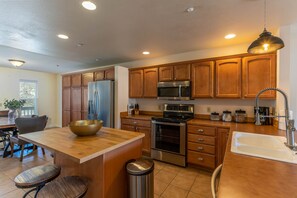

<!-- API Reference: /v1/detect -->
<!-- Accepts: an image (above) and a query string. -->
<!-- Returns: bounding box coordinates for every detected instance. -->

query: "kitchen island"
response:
[19,127,144,198]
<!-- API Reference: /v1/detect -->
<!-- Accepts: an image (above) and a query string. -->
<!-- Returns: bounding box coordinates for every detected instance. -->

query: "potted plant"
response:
[4,99,26,121]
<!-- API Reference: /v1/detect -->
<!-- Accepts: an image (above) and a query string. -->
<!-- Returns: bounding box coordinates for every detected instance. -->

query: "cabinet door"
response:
[121,124,135,131]
[94,70,105,81]
[82,73,93,86]
[191,61,214,98]
[136,126,151,154]
[159,66,173,81]
[81,111,88,120]
[62,110,70,127]
[62,76,71,88]
[62,88,71,111]
[143,68,158,98]
[105,68,115,80]
[129,69,143,98]
[242,54,276,98]
[82,86,88,112]
[71,74,82,87]
[71,111,82,122]
[216,128,229,166]
[215,58,242,98]
[174,64,190,81]
[71,87,82,111]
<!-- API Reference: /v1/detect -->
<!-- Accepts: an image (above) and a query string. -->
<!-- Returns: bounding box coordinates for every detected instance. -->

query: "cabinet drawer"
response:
[121,124,135,131]
[188,142,215,155]
[121,118,151,127]
[188,134,215,145]
[187,150,215,169]
[188,125,216,136]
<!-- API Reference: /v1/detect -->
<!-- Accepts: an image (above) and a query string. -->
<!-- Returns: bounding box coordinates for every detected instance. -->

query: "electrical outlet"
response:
[207,107,211,113]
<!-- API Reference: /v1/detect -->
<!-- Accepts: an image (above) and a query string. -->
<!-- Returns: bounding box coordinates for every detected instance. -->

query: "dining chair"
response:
[10,115,48,161]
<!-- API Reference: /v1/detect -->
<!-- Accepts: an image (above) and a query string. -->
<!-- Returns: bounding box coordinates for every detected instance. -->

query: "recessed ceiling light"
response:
[57,34,69,39]
[225,34,236,39]
[142,51,150,55]
[82,1,96,10]
[185,7,195,13]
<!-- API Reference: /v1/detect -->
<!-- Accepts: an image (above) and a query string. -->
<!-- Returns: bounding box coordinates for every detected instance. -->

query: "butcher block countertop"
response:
[19,127,144,164]
[188,119,297,198]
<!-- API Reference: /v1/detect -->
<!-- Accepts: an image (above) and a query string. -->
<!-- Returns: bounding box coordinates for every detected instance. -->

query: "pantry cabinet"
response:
[242,54,276,98]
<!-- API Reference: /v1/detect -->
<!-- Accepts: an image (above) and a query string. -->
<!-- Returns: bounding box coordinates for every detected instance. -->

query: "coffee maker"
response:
[254,106,272,125]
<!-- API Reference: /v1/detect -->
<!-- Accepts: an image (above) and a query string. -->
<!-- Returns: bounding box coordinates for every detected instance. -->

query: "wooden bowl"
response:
[69,120,103,136]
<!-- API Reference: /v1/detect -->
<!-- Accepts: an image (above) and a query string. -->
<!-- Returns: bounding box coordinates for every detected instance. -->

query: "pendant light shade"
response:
[247,0,285,54]
[247,28,284,54]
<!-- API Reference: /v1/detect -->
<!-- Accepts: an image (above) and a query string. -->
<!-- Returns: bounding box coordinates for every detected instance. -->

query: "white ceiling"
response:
[0,0,297,73]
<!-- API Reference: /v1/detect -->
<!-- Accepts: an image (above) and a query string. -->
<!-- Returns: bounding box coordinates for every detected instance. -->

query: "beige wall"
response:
[0,67,58,128]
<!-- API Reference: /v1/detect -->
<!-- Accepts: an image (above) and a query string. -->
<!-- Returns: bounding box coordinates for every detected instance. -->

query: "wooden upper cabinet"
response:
[173,64,191,81]
[143,68,158,98]
[159,66,173,81]
[62,87,71,111]
[191,61,214,98]
[215,58,242,98]
[94,71,105,81]
[105,68,115,80]
[129,69,143,98]
[82,73,93,86]
[242,54,276,98]
[71,74,82,87]
[62,76,71,88]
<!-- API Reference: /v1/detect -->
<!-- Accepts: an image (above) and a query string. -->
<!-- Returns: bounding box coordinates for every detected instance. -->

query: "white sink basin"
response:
[231,131,297,164]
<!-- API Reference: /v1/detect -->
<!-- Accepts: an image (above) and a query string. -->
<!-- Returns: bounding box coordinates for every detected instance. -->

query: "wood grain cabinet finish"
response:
[215,58,242,98]
[71,87,82,111]
[143,68,158,98]
[104,68,115,80]
[191,61,214,98]
[71,74,82,87]
[62,111,70,127]
[242,54,276,98]
[129,69,143,98]
[62,88,71,111]
[94,70,105,81]
[82,73,94,86]
[216,128,230,166]
[159,66,173,81]
[173,64,191,81]
[62,76,71,87]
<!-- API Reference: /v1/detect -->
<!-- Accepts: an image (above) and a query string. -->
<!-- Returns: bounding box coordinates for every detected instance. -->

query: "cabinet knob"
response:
[197,157,204,161]
[133,121,137,124]
[197,147,203,150]
[197,129,204,133]
[198,138,204,142]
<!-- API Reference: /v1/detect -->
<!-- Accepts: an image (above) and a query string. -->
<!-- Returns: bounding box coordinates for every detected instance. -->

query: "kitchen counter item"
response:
[222,111,232,122]
[127,104,134,115]
[210,112,220,121]
[235,109,247,123]
[69,120,103,136]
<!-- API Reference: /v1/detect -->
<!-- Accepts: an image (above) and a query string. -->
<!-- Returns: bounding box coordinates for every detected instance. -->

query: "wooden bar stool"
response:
[37,176,88,198]
[14,164,61,198]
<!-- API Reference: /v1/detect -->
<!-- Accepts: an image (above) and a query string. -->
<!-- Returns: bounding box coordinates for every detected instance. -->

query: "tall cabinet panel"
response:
[62,76,71,127]
[242,54,276,98]
[191,61,214,98]
[215,58,242,98]
[143,68,158,98]
[129,69,143,98]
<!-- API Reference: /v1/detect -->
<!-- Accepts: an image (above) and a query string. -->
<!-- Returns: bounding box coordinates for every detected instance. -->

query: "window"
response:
[19,80,38,116]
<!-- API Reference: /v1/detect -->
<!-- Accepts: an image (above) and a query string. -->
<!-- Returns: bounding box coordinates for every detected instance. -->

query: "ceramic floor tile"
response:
[178,167,199,178]
[171,175,195,191]
[154,179,169,195]
[161,184,189,198]
[191,177,212,196]
[187,191,200,198]
[154,193,160,198]
[162,164,183,174]
[155,170,177,184]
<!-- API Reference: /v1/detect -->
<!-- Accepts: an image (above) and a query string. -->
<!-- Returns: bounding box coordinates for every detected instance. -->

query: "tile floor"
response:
[0,148,212,198]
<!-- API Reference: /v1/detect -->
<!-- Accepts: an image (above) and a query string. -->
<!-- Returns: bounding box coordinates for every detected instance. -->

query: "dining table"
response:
[0,117,16,157]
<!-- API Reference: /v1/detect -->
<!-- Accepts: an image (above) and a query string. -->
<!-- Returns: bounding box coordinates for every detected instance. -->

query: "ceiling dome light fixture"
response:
[225,33,236,39]
[247,0,284,54]
[8,59,25,67]
[142,51,150,55]
[185,7,195,13]
[82,1,96,10]
[57,34,69,39]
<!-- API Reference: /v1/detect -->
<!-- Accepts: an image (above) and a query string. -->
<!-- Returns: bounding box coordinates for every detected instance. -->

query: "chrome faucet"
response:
[255,88,297,150]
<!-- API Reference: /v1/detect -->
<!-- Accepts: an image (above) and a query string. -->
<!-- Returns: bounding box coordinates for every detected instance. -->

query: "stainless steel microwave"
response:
[157,81,191,100]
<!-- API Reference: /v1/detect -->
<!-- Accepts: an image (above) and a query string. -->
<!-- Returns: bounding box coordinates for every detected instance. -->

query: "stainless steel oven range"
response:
[151,104,194,167]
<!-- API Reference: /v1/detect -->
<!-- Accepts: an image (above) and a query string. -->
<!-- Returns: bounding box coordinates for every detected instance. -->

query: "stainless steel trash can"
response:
[126,157,154,198]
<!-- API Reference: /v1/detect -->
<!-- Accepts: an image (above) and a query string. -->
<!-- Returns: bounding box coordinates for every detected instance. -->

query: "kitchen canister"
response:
[222,110,232,122]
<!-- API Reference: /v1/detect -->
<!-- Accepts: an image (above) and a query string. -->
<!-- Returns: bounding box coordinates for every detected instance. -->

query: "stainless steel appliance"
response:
[88,80,114,128]
[151,104,194,167]
[157,81,191,100]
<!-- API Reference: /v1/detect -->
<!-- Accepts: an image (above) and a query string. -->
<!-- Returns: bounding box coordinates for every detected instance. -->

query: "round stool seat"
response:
[14,164,61,188]
[37,176,88,198]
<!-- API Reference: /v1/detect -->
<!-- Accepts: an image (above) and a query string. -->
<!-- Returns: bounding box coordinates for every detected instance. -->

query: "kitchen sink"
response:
[231,131,297,164]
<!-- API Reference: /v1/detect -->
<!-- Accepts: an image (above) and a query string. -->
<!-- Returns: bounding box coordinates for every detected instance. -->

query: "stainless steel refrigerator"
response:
[88,80,114,128]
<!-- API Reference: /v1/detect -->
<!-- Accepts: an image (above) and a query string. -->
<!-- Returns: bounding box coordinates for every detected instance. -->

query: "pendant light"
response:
[247,0,284,54]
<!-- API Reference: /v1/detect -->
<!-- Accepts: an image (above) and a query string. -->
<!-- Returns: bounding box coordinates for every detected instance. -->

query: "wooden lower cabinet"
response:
[187,124,230,169]
[121,118,151,155]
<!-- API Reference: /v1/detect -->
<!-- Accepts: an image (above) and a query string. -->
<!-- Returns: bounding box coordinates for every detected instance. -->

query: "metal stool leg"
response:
[22,183,45,198]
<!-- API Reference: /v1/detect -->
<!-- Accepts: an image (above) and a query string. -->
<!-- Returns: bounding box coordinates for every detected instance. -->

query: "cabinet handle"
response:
[197,129,204,133]
[197,157,204,161]
[197,147,203,150]
[133,121,137,124]
[198,138,204,142]
[135,127,138,131]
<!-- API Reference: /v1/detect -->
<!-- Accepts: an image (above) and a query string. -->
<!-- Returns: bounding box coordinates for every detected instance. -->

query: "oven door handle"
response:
[151,120,186,126]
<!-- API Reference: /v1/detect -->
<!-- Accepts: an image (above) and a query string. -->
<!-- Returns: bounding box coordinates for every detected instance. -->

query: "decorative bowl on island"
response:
[69,120,103,136]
